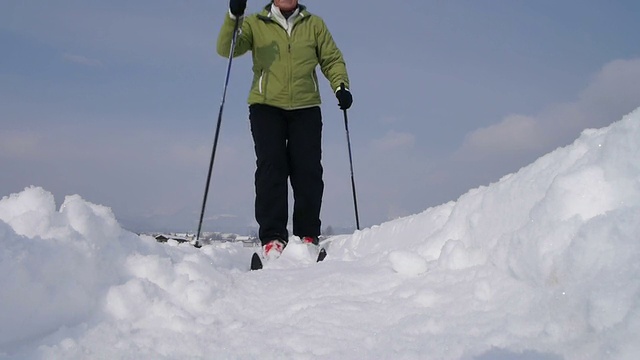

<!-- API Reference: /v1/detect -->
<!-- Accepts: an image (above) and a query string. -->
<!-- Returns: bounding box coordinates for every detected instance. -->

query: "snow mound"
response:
[0,188,248,358]
[1,107,640,359]
[328,107,640,358]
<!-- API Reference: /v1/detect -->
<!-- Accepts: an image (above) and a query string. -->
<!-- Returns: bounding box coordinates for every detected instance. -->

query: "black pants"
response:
[249,104,324,245]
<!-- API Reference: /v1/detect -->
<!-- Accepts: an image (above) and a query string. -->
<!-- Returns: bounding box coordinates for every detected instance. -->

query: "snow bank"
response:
[1,107,639,360]
[0,188,248,358]
[0,188,137,350]
[329,107,640,359]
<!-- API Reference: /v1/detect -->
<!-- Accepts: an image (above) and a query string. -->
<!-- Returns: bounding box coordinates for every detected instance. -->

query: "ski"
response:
[317,247,327,262]
[250,253,263,270]
[250,247,327,271]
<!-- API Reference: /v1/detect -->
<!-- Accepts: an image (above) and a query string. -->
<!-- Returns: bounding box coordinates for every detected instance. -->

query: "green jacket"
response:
[217,4,349,110]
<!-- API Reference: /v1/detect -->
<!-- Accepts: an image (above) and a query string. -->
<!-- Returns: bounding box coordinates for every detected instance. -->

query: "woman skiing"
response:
[217,0,353,261]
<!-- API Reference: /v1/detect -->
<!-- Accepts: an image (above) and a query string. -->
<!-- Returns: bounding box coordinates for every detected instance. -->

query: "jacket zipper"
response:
[288,40,293,105]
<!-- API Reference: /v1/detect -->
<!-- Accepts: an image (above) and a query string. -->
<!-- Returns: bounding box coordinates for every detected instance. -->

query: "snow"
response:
[1,108,640,360]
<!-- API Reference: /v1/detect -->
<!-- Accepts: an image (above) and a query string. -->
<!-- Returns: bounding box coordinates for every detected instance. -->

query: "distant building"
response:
[150,232,258,247]
[154,234,190,244]
[237,236,260,247]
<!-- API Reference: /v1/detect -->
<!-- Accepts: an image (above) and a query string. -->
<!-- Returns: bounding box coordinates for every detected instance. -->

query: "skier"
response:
[217,0,353,260]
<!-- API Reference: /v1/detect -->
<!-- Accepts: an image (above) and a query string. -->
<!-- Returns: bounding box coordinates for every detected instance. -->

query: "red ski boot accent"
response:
[262,239,285,260]
[301,236,319,245]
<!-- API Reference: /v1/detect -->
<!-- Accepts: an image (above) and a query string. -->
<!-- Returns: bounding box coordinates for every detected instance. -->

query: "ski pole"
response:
[340,83,361,230]
[195,18,240,247]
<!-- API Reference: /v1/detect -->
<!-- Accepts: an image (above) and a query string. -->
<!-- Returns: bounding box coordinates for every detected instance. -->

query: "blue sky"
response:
[2,0,640,233]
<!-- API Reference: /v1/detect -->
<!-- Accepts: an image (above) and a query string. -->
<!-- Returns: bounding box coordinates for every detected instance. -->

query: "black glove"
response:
[336,86,353,110]
[229,0,247,17]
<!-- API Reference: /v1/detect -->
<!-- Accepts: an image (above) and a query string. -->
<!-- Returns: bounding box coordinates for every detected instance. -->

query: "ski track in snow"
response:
[1,108,640,359]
